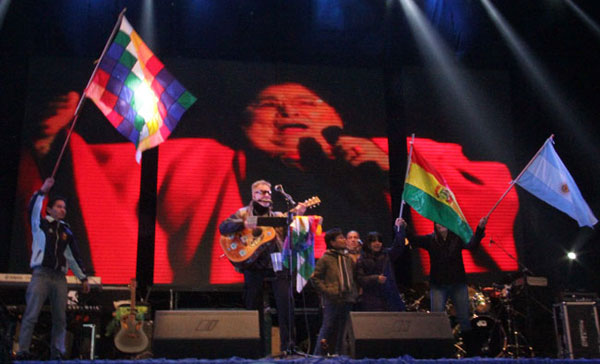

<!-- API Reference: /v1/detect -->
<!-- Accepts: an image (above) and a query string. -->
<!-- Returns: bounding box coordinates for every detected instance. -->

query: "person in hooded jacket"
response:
[311,228,358,356]
[356,221,407,312]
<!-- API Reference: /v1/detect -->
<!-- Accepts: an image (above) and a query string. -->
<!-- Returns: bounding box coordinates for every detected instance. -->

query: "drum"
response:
[482,286,501,299]
[470,290,491,314]
[467,315,506,357]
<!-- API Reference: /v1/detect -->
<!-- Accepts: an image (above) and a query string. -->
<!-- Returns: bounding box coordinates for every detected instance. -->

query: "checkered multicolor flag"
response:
[283,215,322,293]
[85,15,196,162]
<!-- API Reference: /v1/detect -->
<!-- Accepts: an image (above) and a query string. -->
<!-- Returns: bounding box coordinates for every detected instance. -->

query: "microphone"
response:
[273,184,296,205]
[322,126,349,162]
[358,239,364,246]
[322,126,343,146]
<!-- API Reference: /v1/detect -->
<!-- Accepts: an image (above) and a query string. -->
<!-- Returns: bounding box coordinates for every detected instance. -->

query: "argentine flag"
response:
[516,138,597,228]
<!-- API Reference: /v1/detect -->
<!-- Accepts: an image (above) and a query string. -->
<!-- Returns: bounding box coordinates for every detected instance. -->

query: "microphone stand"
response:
[285,195,296,356]
[488,239,537,358]
[277,188,301,357]
[275,187,316,358]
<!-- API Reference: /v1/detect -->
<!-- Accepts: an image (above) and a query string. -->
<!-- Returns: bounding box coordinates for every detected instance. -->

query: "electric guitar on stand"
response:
[114,279,149,354]
[220,196,320,268]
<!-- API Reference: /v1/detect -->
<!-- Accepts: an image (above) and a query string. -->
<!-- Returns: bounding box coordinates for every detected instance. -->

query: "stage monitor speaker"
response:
[152,310,261,359]
[349,312,455,358]
[553,302,600,358]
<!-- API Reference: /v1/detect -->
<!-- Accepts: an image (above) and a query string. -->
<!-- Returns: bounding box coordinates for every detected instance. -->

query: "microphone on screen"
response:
[322,126,343,146]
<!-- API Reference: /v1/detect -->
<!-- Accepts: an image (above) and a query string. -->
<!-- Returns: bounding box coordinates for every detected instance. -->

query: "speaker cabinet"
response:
[152,310,261,359]
[349,312,455,358]
[554,302,600,358]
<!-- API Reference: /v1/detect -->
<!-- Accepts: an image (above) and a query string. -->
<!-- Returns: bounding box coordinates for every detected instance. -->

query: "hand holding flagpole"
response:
[397,133,415,232]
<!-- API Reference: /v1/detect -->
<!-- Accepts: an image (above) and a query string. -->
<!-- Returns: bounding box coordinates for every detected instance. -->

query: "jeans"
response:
[314,297,352,356]
[18,267,68,358]
[430,282,471,332]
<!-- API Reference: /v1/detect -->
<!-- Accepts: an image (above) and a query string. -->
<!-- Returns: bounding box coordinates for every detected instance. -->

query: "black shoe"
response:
[50,352,65,360]
[15,351,36,360]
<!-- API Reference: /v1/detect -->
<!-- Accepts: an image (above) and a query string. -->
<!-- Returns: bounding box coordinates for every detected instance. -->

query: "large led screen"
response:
[11,59,391,288]
[11,59,521,288]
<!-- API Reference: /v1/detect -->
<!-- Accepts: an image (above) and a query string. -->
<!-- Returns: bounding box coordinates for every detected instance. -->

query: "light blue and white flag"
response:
[516,137,597,228]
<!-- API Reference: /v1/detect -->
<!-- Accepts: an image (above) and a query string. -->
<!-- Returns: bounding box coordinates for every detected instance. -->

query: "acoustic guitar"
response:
[220,196,320,268]
[114,278,149,354]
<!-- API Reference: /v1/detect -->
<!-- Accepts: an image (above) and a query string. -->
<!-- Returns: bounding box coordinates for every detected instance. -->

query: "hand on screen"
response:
[333,135,389,170]
[34,91,79,157]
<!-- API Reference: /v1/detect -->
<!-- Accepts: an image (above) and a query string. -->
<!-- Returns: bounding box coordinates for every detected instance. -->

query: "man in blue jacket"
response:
[16,177,90,360]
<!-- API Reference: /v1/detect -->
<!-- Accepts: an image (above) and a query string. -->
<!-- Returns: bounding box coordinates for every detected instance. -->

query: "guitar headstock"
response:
[303,196,321,209]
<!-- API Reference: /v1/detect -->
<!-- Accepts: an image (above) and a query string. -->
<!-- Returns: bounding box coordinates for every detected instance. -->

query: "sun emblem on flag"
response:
[435,185,453,203]
[561,183,569,194]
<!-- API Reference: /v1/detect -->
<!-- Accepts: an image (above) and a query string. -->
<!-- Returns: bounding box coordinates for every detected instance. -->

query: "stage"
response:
[10,356,600,364]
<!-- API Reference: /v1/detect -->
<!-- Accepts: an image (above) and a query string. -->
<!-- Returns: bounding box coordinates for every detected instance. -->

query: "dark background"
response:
[1,0,599,350]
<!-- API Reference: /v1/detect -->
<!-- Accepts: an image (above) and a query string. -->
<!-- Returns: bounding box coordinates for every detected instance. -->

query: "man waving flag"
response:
[402,143,473,243]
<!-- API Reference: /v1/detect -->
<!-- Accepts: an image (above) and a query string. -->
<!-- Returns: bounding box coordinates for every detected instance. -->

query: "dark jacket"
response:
[356,228,406,311]
[311,248,358,304]
[28,191,87,279]
[408,225,485,285]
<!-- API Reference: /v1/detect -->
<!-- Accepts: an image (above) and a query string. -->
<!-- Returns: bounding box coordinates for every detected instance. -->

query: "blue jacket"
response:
[28,191,87,280]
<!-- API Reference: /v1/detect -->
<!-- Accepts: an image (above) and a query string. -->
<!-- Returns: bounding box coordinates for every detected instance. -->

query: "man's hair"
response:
[251,180,271,193]
[324,228,344,249]
[346,230,359,238]
[47,195,67,209]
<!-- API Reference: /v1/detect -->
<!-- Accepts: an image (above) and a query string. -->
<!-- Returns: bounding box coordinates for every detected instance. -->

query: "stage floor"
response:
[10,356,600,364]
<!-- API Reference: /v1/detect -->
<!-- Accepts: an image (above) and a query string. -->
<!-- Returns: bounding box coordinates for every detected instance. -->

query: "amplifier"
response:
[553,302,600,358]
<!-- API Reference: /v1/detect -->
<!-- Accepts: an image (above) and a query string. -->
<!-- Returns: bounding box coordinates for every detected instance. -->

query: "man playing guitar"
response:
[219,180,307,355]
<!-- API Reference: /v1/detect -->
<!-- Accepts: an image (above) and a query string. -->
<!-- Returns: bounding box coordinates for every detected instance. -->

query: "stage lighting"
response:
[567,251,577,260]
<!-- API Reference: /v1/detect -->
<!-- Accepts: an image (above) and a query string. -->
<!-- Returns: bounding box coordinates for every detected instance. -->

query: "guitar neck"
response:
[129,279,137,314]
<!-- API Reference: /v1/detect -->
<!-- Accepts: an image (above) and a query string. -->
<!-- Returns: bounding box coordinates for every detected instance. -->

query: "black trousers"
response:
[243,269,294,352]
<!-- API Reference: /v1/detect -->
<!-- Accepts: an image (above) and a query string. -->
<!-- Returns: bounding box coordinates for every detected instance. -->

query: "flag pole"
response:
[484,134,554,219]
[397,133,415,231]
[50,8,128,179]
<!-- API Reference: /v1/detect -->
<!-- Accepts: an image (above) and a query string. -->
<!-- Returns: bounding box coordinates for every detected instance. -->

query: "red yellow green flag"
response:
[402,145,473,243]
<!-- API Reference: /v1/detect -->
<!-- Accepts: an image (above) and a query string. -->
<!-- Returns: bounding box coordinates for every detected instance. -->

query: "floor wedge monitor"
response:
[349,311,455,358]
[152,310,261,359]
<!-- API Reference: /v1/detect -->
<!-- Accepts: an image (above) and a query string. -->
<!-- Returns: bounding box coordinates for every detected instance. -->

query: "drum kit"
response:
[405,282,534,358]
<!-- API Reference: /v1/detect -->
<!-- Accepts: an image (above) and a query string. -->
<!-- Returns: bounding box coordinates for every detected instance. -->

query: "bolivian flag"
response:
[402,145,473,243]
